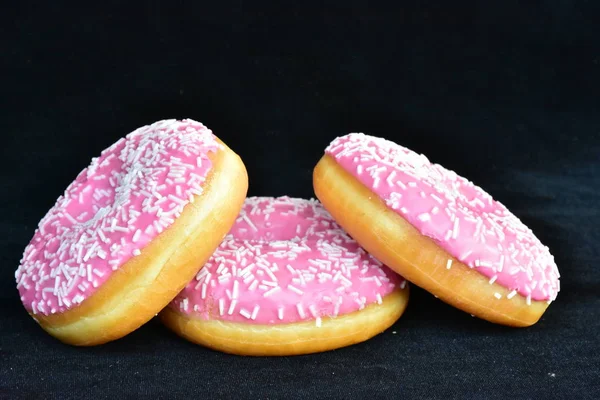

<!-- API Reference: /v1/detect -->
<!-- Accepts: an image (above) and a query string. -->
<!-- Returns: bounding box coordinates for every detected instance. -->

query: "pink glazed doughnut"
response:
[160,196,409,356]
[314,133,560,327]
[15,119,248,345]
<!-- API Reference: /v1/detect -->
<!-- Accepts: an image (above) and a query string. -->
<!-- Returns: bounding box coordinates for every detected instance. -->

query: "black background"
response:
[2,1,599,399]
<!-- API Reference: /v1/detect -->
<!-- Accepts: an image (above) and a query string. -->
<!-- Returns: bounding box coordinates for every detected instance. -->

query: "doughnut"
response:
[15,119,248,345]
[313,133,560,327]
[160,196,409,356]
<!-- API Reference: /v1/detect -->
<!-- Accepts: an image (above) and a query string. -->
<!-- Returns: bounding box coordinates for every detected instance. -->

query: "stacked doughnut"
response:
[15,121,559,354]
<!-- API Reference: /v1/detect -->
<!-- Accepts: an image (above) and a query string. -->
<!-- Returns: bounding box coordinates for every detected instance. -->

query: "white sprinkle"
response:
[507,290,517,299]
[376,293,383,304]
[263,286,281,297]
[263,266,278,282]
[132,229,142,243]
[431,206,440,214]
[357,165,363,175]
[278,306,284,320]
[112,225,130,233]
[181,298,189,312]
[408,182,417,187]
[132,249,141,256]
[489,275,498,284]
[444,230,452,241]
[452,218,460,239]
[431,194,443,204]
[340,275,353,287]
[82,242,98,262]
[526,294,532,305]
[167,194,187,206]
[446,259,453,269]
[386,170,397,186]
[315,317,322,327]
[418,213,431,222]
[287,284,304,295]
[98,230,109,243]
[498,255,505,272]
[494,292,502,299]
[333,298,342,317]
[242,214,258,231]
[63,212,78,224]
[227,299,237,315]
[216,263,226,274]
[251,305,260,320]
[239,308,252,319]
[201,283,207,299]
[219,298,225,316]
[248,280,259,291]
[242,274,255,285]
[232,280,239,299]
[204,272,212,286]
[457,247,473,260]
[296,303,306,318]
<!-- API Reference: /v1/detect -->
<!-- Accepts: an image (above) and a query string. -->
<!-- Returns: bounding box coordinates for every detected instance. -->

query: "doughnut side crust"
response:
[314,154,548,327]
[160,286,408,356]
[31,141,248,345]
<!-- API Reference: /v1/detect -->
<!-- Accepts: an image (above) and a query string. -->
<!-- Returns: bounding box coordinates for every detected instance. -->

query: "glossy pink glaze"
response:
[15,119,221,315]
[325,133,560,303]
[170,197,403,325]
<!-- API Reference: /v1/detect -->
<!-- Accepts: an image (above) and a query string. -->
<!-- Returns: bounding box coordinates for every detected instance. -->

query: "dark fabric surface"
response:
[1,2,599,399]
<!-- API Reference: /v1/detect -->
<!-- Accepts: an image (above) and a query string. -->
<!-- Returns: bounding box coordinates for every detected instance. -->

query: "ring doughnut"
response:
[15,119,248,345]
[313,133,560,327]
[160,196,409,356]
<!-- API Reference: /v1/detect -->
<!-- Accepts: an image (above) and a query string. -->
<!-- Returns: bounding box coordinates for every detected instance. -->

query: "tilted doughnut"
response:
[15,119,248,345]
[314,133,559,327]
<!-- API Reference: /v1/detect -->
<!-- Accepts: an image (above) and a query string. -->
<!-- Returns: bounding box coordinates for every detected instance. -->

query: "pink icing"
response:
[170,196,403,326]
[325,133,560,303]
[15,119,222,316]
